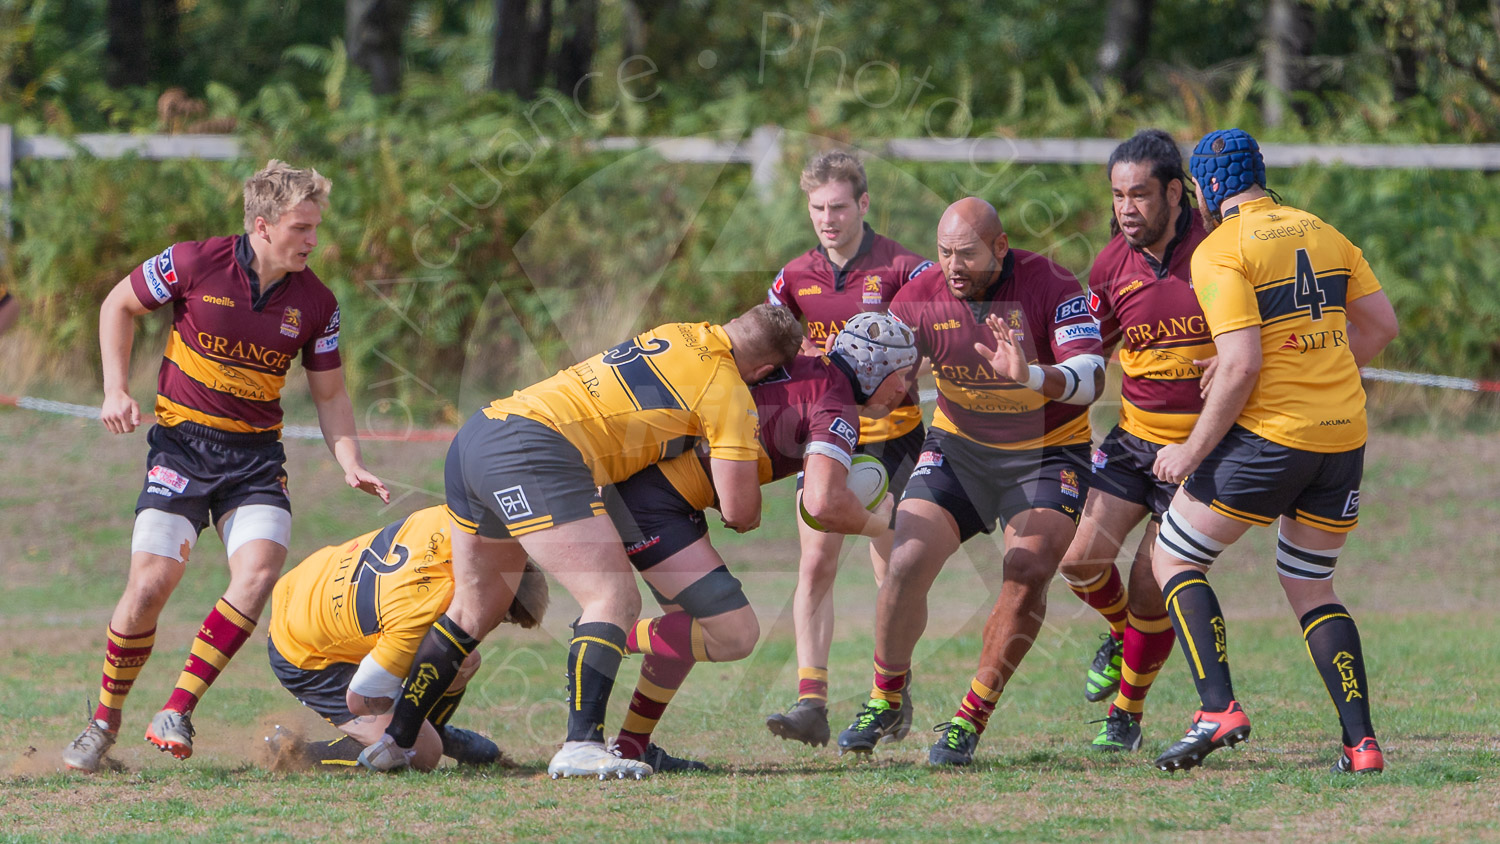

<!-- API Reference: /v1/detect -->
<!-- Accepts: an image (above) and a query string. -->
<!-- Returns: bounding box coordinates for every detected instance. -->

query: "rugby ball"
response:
[800,454,890,531]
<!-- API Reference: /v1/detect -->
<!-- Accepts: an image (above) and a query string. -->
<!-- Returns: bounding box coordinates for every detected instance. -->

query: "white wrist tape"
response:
[1022,365,1047,391]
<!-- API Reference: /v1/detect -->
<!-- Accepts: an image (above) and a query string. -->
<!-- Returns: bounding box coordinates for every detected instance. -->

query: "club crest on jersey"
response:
[829,417,859,448]
[1055,296,1090,323]
[280,307,302,338]
[862,275,883,304]
[1008,310,1024,330]
[494,485,534,521]
[1059,468,1080,498]
[148,465,190,493]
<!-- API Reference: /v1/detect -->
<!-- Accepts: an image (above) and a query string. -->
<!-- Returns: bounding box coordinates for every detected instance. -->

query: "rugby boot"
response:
[357,734,414,772]
[548,741,653,780]
[1333,737,1384,774]
[1084,634,1124,703]
[881,676,914,744]
[927,717,980,766]
[63,719,118,773]
[1089,708,1143,752]
[836,698,903,755]
[145,709,195,760]
[1154,701,1251,772]
[765,700,831,747]
[638,742,709,773]
[439,726,503,765]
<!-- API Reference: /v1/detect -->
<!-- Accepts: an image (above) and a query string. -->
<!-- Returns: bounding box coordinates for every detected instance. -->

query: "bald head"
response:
[936,197,1008,300]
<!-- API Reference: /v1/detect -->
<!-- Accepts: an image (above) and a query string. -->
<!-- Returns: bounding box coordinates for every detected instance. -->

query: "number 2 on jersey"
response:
[1292,248,1326,321]
[353,525,410,635]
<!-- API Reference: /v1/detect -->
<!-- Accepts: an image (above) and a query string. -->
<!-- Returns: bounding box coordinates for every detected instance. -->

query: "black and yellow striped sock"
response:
[1161,571,1235,711]
[1301,603,1374,745]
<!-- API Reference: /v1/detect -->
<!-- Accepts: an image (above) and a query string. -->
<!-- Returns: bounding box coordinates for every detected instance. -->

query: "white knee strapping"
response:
[1276,532,1340,581]
[219,504,292,559]
[1156,505,1228,567]
[131,509,199,563]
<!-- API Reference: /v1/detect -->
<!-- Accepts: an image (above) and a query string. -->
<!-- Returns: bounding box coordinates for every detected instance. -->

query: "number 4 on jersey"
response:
[1293,248,1326,321]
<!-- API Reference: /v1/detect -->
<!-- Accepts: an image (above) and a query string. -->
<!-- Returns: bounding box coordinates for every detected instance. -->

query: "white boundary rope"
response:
[4,366,1496,440]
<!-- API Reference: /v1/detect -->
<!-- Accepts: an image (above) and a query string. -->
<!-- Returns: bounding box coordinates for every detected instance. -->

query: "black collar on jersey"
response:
[966,250,1016,323]
[827,351,869,403]
[1138,206,1192,280]
[817,221,877,292]
[234,234,288,313]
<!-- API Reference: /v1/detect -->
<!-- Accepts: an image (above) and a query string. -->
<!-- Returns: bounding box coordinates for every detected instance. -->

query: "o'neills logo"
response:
[201,294,235,307]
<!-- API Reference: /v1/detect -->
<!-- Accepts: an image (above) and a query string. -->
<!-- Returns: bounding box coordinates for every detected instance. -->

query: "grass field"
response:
[3,411,1499,842]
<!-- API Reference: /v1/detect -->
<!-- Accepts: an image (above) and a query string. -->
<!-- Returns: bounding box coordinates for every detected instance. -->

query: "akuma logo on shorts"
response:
[494,485,534,521]
[1342,490,1360,518]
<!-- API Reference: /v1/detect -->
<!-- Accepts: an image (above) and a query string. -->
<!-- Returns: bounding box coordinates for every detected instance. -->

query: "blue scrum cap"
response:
[1189,129,1266,218]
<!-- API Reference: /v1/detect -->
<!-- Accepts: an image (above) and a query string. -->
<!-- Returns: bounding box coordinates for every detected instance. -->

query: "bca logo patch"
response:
[1055,295,1090,323]
[494,485,534,521]
[829,417,858,448]
[1342,490,1360,518]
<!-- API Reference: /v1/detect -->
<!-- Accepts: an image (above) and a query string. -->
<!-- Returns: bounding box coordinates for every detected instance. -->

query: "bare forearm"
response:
[99,301,137,393]
[314,392,365,470]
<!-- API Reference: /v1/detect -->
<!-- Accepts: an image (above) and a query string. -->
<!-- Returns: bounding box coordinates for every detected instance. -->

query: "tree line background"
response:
[2,0,1499,422]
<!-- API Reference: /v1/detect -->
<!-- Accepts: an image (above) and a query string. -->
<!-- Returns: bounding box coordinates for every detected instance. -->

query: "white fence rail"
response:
[4,123,1500,246]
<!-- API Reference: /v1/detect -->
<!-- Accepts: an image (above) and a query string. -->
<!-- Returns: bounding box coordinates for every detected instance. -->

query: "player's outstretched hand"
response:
[101,390,142,434]
[973,313,1029,383]
[347,466,391,503]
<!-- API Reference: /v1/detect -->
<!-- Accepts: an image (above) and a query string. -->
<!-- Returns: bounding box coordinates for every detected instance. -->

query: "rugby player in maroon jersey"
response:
[602,313,919,770]
[1055,130,1212,753]
[764,151,935,746]
[64,161,388,773]
[836,198,1109,766]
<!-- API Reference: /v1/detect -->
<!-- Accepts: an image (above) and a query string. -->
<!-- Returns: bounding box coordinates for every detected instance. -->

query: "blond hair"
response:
[729,303,804,370]
[799,150,868,199]
[243,160,332,233]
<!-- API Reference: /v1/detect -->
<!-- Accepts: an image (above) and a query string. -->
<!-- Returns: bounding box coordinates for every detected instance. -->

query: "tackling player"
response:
[764,151,933,746]
[836,197,1108,766]
[605,312,919,769]
[1149,129,1399,774]
[64,161,389,773]
[358,305,802,779]
[1056,129,1210,752]
[266,506,548,771]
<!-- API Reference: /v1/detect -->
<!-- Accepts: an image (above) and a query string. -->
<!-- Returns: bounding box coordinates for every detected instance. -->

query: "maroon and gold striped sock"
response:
[616,653,695,759]
[1067,565,1128,639]
[94,626,156,730]
[627,612,710,662]
[797,667,829,705]
[954,677,1002,734]
[164,598,255,714]
[870,653,909,708]
[1111,611,1177,721]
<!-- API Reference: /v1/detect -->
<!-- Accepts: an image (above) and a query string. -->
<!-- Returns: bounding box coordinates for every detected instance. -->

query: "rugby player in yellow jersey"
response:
[1149,129,1399,774]
[266,507,548,770]
[359,305,803,778]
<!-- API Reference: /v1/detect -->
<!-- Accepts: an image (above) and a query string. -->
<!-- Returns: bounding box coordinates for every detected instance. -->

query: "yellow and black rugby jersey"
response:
[1191,197,1382,452]
[483,322,762,486]
[269,507,454,675]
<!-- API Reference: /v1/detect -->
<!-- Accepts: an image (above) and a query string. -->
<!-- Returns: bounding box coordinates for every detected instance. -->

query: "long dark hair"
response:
[1106,129,1193,237]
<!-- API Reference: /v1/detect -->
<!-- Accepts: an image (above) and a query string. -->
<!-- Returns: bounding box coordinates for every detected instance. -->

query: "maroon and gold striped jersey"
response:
[768,224,931,444]
[1087,213,1212,444]
[129,235,341,434]
[890,250,1102,451]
